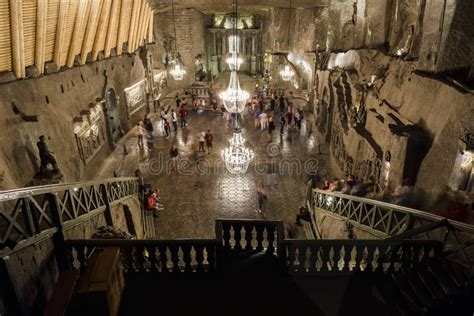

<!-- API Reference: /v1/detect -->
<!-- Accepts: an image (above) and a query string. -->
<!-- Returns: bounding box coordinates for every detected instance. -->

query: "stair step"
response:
[392,271,426,313]
[414,264,449,302]
[402,269,435,308]
[446,262,467,288]
[426,260,463,297]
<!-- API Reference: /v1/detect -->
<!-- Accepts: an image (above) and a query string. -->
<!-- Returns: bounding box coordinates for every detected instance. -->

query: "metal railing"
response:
[309,189,474,273]
[0,177,140,254]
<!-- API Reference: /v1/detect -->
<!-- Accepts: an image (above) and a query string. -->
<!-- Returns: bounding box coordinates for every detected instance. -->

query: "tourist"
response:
[270,95,276,112]
[279,114,286,138]
[254,108,261,129]
[171,109,178,132]
[175,93,181,108]
[205,129,213,154]
[390,178,414,207]
[268,116,275,142]
[257,181,267,213]
[286,108,293,130]
[163,119,170,138]
[179,105,188,128]
[170,144,179,171]
[279,95,285,113]
[137,121,145,148]
[259,111,268,130]
[198,130,206,152]
[147,188,164,217]
[322,180,330,190]
[295,205,310,226]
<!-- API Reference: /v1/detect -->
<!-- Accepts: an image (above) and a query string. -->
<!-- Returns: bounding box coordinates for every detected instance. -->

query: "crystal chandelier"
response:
[226,52,243,71]
[219,71,249,113]
[169,0,185,81]
[222,129,254,174]
[221,0,254,175]
[281,0,294,82]
[170,63,186,81]
[280,65,294,82]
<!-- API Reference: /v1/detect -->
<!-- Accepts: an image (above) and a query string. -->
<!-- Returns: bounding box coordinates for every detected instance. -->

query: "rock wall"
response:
[153,8,208,90]
[314,49,474,210]
[314,209,380,239]
[0,53,147,190]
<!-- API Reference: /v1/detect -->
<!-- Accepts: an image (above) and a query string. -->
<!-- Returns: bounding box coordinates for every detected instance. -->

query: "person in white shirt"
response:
[171,109,178,132]
[259,111,268,130]
[198,131,206,152]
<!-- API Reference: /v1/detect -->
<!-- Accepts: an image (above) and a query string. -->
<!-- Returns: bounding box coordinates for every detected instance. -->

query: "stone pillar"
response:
[250,32,257,75]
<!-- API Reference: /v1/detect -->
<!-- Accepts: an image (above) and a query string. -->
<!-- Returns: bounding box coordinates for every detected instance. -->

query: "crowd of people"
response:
[319,175,415,207]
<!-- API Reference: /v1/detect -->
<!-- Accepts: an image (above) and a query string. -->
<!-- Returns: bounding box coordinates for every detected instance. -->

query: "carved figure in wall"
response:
[37,136,60,173]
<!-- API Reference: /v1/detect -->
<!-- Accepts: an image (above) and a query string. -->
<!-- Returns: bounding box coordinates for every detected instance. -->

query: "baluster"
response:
[342,244,352,272]
[169,244,180,273]
[194,244,204,273]
[297,244,307,273]
[222,223,231,251]
[411,243,422,264]
[146,245,158,272]
[244,223,253,251]
[232,223,243,251]
[320,244,331,272]
[182,244,192,273]
[331,244,342,272]
[388,244,401,272]
[255,225,265,251]
[206,244,216,273]
[353,245,365,272]
[365,245,376,272]
[158,245,169,273]
[401,243,413,268]
[76,245,87,271]
[308,243,318,273]
[140,245,151,272]
[266,225,276,254]
[287,243,296,272]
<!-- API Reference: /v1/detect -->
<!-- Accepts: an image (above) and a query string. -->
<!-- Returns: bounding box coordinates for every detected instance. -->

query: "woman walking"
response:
[257,181,266,213]
[170,144,179,171]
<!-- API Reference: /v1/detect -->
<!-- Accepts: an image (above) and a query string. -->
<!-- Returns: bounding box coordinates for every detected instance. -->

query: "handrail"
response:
[312,189,474,234]
[0,177,138,202]
[0,177,140,253]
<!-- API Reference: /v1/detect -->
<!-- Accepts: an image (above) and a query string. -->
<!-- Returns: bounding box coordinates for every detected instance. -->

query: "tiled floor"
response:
[97,75,333,239]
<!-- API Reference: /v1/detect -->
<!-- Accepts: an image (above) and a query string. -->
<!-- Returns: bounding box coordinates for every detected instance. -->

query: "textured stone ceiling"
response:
[150,0,329,13]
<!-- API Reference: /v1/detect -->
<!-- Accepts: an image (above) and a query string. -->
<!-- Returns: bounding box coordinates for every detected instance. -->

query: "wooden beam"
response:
[35,0,47,74]
[104,0,120,58]
[10,0,25,78]
[127,0,140,53]
[116,0,128,55]
[136,2,147,49]
[147,10,154,43]
[80,0,101,64]
[66,0,87,68]
[140,5,151,47]
[133,0,144,51]
[92,0,112,61]
[54,0,70,67]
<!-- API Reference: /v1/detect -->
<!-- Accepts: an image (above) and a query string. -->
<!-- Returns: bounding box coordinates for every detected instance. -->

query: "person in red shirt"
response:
[179,105,188,128]
[205,130,213,154]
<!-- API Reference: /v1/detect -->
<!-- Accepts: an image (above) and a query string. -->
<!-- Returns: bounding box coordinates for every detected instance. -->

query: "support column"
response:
[250,32,257,75]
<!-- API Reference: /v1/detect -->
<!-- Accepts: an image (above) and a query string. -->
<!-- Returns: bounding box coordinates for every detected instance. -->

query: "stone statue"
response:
[37,135,60,174]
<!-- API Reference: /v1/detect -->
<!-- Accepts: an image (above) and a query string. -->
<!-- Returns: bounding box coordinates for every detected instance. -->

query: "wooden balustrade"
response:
[0,177,140,253]
[215,219,285,257]
[283,239,442,274]
[65,239,219,274]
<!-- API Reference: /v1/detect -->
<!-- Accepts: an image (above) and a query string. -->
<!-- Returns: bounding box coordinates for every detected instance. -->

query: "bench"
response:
[44,270,79,316]
[302,221,316,239]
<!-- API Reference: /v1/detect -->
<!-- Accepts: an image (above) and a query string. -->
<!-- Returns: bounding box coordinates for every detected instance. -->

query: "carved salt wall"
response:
[315,49,474,210]
[0,54,147,189]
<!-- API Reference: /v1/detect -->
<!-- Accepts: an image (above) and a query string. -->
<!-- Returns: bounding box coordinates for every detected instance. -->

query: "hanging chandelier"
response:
[169,0,185,81]
[219,71,249,113]
[280,65,295,82]
[281,0,294,82]
[170,63,185,81]
[222,129,254,174]
[221,0,254,174]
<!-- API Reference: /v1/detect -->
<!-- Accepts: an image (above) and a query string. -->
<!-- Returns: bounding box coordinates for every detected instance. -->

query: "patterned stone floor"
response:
[97,76,332,239]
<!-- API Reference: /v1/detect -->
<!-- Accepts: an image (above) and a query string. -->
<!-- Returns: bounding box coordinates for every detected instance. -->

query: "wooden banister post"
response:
[48,192,70,270]
[100,184,114,226]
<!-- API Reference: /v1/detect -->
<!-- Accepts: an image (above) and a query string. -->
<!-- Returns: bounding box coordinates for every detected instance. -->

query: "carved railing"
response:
[65,239,219,273]
[0,177,140,252]
[310,189,474,274]
[215,219,285,257]
[283,239,442,274]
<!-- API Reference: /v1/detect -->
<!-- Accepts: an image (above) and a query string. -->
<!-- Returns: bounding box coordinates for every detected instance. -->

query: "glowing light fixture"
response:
[221,129,254,174]
[169,0,185,81]
[280,65,295,82]
[226,52,243,71]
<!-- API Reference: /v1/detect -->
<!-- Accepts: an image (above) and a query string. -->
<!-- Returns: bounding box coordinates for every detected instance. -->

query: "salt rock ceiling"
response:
[150,0,329,12]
